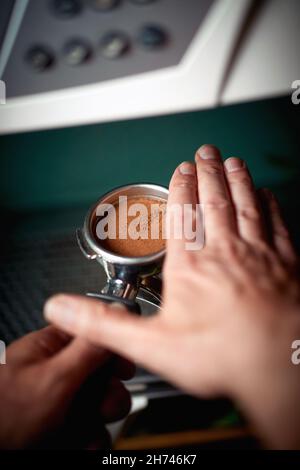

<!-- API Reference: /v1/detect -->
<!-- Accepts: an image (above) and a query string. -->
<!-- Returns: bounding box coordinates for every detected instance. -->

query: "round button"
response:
[137,24,167,49]
[100,32,130,59]
[88,0,121,11]
[51,0,82,18]
[26,46,55,72]
[63,39,92,65]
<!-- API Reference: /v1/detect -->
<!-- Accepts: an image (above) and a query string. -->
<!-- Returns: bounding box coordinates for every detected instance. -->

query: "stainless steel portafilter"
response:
[76,183,168,313]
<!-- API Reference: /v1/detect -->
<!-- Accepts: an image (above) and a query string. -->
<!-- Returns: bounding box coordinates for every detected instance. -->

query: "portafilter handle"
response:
[86,292,141,314]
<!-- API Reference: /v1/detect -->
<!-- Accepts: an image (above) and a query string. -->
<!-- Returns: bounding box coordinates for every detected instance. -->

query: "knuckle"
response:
[171,172,196,190]
[213,236,242,258]
[254,239,270,254]
[237,205,260,222]
[220,238,237,255]
[274,224,290,239]
[228,172,253,188]
[200,161,223,175]
[204,198,231,210]
[173,180,195,189]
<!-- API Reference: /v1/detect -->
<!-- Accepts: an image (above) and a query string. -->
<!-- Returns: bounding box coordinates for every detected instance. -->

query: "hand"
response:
[0,326,133,449]
[44,145,300,449]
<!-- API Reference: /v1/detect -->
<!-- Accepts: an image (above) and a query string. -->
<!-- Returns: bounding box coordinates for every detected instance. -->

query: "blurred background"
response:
[0,0,300,450]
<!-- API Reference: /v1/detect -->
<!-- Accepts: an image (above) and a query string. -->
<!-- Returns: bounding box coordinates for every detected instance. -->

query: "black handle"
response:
[86,292,141,314]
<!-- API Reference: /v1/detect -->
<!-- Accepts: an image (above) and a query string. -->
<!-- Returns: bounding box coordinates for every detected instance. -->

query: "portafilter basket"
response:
[76,184,169,313]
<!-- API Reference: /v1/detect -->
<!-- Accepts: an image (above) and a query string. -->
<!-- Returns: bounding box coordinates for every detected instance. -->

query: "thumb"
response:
[7,326,72,365]
[46,338,111,392]
[44,294,163,370]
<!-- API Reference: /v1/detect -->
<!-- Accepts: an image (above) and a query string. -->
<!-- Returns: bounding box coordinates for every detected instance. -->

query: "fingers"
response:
[7,326,72,365]
[224,157,266,244]
[166,162,198,260]
[7,323,110,394]
[9,325,134,389]
[99,377,131,423]
[49,337,110,389]
[44,294,161,370]
[112,355,136,381]
[195,145,236,244]
[259,188,297,266]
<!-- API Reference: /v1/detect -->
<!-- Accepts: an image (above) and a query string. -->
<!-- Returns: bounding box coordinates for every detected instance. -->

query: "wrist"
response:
[227,309,300,448]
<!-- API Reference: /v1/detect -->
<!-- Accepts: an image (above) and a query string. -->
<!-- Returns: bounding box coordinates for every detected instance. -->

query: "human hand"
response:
[0,326,133,449]
[44,145,300,448]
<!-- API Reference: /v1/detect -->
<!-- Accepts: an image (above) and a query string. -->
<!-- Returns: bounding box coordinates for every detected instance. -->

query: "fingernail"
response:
[224,157,245,173]
[196,145,219,160]
[44,296,78,327]
[179,162,195,175]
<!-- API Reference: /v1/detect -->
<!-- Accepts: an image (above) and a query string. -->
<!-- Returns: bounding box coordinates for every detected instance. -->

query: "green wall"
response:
[0,95,299,217]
